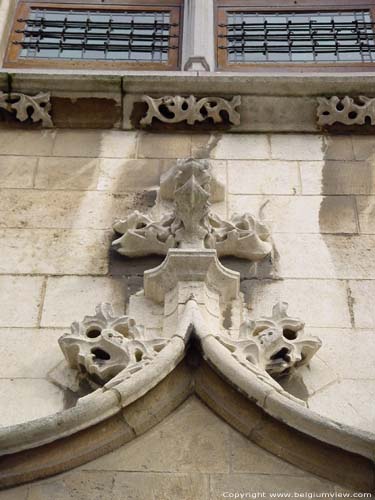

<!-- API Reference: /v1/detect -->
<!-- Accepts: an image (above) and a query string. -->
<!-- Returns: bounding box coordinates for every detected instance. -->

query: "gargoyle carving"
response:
[317,96,375,126]
[0,91,53,127]
[217,302,322,379]
[113,158,272,260]
[58,303,169,386]
[140,95,241,126]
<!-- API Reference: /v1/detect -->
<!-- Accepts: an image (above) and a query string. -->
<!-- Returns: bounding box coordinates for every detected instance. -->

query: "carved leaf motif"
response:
[0,92,53,127]
[59,303,169,386]
[217,302,322,378]
[317,95,375,126]
[140,95,241,126]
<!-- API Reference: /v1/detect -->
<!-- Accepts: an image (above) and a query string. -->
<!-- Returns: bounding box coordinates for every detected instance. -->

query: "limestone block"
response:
[98,158,167,192]
[211,134,270,160]
[308,380,375,434]
[0,190,136,230]
[35,157,100,191]
[0,328,64,378]
[243,279,351,328]
[229,195,357,234]
[271,134,325,161]
[348,280,375,329]
[352,135,375,161]
[0,379,64,427]
[83,397,230,473]
[324,136,354,161]
[300,160,375,195]
[229,431,307,475]
[210,473,337,500]
[356,196,375,234]
[317,96,375,127]
[0,485,28,500]
[28,471,209,500]
[0,156,36,188]
[228,161,300,195]
[310,328,375,380]
[274,233,375,280]
[0,276,44,327]
[41,276,127,327]
[0,130,55,156]
[0,229,111,275]
[52,130,138,158]
[137,132,191,159]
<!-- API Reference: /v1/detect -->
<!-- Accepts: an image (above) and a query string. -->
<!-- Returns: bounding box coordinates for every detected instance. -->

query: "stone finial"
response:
[140,95,241,126]
[0,91,53,127]
[58,303,169,385]
[113,158,272,261]
[217,302,322,378]
[317,95,375,126]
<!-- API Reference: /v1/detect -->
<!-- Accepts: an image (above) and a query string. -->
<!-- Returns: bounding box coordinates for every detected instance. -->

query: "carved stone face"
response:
[58,303,168,386]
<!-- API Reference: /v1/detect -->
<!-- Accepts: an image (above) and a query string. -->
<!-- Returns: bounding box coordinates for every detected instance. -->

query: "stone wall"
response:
[0,129,374,434]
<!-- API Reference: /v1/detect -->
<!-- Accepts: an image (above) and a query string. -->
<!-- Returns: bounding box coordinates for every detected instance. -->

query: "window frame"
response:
[4,0,183,70]
[215,0,375,72]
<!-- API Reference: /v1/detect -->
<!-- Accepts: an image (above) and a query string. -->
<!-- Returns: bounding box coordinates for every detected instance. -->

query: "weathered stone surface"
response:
[52,130,138,158]
[210,473,337,500]
[35,157,100,191]
[317,96,375,127]
[309,380,375,434]
[271,134,325,161]
[229,195,357,234]
[229,431,307,475]
[323,135,355,161]
[0,229,111,275]
[352,135,375,161]
[300,160,375,195]
[0,328,64,378]
[274,233,375,279]
[27,471,209,500]
[348,280,375,329]
[0,91,53,127]
[356,196,375,234]
[0,156,36,188]
[0,189,136,230]
[41,276,126,327]
[310,328,375,380]
[0,379,64,427]
[211,134,270,160]
[243,279,351,328]
[0,485,28,499]
[83,397,231,473]
[0,130,54,156]
[228,160,300,195]
[137,132,191,159]
[0,276,44,327]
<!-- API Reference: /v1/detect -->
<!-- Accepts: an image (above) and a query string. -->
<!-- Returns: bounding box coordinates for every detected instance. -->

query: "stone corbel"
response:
[317,95,375,126]
[0,91,53,127]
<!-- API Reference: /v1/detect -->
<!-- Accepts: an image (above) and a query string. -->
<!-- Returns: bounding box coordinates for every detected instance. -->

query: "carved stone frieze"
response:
[217,302,322,379]
[140,95,241,126]
[317,96,375,126]
[113,158,272,260]
[58,303,169,386]
[0,91,53,127]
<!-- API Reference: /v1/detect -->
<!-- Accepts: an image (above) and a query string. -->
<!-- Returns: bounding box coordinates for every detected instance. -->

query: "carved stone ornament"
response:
[217,302,322,379]
[113,158,272,260]
[59,303,169,386]
[317,95,375,126]
[140,95,241,126]
[0,91,53,127]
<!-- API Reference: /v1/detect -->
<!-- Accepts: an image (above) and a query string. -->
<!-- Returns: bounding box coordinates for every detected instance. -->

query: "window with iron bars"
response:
[216,0,375,71]
[5,0,182,69]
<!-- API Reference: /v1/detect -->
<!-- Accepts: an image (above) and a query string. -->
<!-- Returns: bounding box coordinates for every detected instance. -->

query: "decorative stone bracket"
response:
[140,95,241,126]
[0,91,53,127]
[317,95,375,126]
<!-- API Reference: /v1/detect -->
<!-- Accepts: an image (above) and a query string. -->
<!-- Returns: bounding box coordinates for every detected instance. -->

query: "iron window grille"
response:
[216,0,375,71]
[5,0,182,70]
